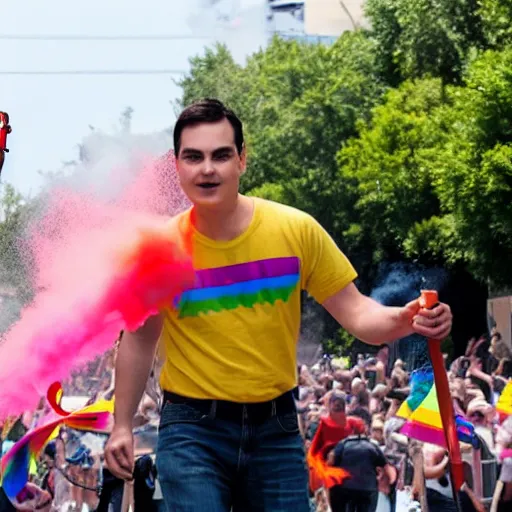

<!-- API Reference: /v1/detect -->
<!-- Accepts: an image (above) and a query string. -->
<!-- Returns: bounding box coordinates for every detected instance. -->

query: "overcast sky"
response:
[1,0,267,195]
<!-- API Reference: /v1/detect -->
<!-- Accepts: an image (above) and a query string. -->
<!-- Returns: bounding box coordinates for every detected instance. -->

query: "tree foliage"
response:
[0,184,34,332]
[479,0,512,48]
[337,78,446,280]
[336,46,512,287]
[365,0,487,84]
[424,48,512,286]
[0,184,27,288]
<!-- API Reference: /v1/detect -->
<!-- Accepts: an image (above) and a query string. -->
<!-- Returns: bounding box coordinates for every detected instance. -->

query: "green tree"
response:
[337,78,446,282]
[177,39,336,191]
[176,22,512,351]
[177,44,245,113]
[250,32,387,232]
[365,0,487,84]
[0,184,27,286]
[337,50,512,288]
[423,48,512,287]
[479,0,512,48]
[0,184,34,332]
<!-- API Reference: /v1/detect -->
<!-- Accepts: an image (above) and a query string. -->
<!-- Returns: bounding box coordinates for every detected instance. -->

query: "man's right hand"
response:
[104,425,135,480]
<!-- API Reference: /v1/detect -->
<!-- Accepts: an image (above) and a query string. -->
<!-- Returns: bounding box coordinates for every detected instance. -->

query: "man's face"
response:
[176,119,246,209]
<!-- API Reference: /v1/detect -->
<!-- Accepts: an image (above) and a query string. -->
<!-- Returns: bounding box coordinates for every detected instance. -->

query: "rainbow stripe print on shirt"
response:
[177,257,300,318]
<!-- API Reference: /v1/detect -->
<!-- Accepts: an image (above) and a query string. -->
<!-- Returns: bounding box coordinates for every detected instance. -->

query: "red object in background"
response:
[0,112,12,152]
[421,290,465,493]
[307,416,364,491]
[309,415,366,460]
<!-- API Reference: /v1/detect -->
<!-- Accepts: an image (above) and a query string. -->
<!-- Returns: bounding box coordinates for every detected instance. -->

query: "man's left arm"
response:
[322,282,452,346]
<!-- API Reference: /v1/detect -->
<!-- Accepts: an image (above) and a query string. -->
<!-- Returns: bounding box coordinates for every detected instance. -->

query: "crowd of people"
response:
[1,329,511,511]
[296,330,512,512]
[0,339,164,512]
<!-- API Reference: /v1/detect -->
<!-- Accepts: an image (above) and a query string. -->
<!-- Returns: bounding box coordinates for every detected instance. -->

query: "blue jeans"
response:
[156,400,310,511]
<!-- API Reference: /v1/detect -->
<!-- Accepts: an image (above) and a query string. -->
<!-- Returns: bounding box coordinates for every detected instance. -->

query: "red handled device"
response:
[0,111,11,176]
[0,112,11,153]
[421,290,464,494]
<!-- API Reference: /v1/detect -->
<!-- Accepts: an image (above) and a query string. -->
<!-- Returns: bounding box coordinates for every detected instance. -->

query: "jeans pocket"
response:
[276,412,300,434]
[159,403,206,431]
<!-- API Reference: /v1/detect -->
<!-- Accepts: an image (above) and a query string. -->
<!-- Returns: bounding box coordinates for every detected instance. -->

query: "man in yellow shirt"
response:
[105,99,452,511]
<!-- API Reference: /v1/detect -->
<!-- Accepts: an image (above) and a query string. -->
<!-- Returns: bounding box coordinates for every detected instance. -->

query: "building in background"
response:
[488,295,512,350]
[266,0,366,43]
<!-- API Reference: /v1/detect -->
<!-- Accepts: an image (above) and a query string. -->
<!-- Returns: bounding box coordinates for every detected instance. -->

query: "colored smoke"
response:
[370,263,448,371]
[0,130,191,418]
[371,262,448,307]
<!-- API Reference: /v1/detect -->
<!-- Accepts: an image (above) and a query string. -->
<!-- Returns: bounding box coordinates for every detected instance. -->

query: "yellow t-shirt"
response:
[159,198,357,402]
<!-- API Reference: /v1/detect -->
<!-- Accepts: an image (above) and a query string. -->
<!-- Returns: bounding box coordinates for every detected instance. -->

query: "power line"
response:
[0,34,211,41]
[0,69,187,76]
[337,0,358,30]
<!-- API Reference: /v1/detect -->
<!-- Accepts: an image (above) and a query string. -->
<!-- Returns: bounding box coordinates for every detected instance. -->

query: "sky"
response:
[1,0,268,196]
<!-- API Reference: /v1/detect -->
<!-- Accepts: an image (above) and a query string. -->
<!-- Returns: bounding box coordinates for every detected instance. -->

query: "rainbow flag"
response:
[177,257,300,317]
[397,368,475,447]
[0,382,113,502]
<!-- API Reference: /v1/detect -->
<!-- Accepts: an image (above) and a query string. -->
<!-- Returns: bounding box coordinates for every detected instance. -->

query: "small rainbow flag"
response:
[0,383,113,502]
[397,368,475,447]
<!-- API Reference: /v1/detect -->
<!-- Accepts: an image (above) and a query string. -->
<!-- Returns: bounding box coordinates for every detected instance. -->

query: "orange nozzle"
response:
[420,289,438,309]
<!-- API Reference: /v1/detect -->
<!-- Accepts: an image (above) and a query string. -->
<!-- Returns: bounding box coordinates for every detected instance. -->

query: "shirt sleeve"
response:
[299,213,357,303]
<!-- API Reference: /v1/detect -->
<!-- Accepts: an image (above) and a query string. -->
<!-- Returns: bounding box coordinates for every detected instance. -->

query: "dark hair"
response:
[382,398,392,415]
[474,339,490,361]
[329,390,346,411]
[173,98,244,156]
[44,441,56,460]
[351,407,372,427]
